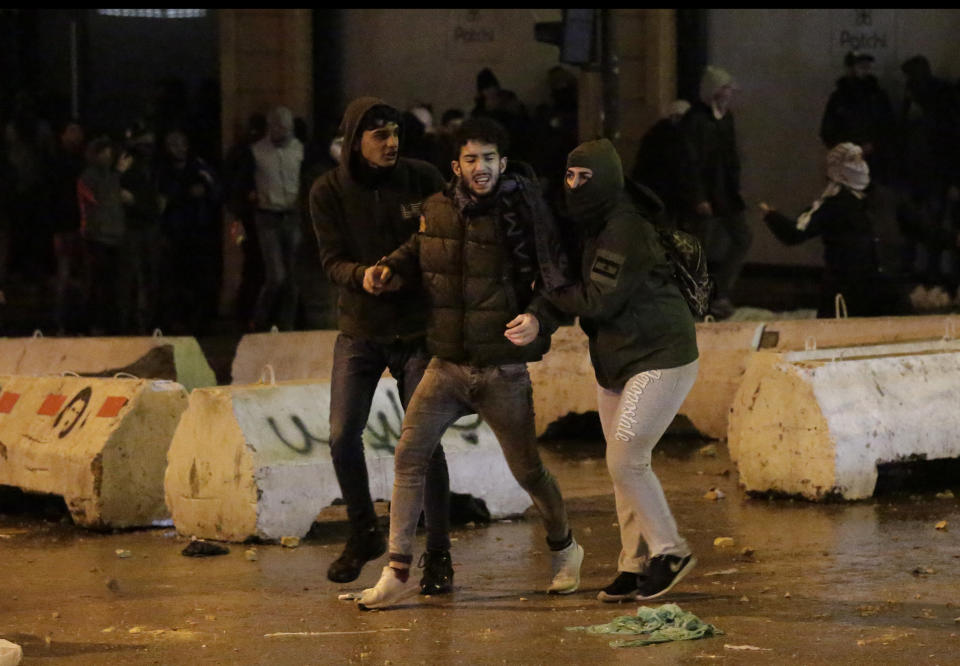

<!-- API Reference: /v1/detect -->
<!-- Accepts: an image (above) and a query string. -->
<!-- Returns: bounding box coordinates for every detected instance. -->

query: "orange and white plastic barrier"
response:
[0,375,189,527]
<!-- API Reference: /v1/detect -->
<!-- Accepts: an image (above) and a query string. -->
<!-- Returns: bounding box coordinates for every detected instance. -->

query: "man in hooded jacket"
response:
[309,97,453,593]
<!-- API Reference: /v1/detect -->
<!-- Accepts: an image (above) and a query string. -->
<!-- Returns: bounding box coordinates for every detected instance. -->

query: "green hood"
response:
[565,138,624,234]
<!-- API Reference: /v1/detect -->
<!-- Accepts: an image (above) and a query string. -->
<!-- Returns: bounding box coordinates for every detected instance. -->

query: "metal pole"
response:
[600,9,619,141]
[69,18,79,119]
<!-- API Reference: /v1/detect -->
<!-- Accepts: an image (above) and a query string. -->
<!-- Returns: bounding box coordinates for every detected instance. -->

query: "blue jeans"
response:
[388,358,569,562]
[329,333,450,551]
[254,210,301,330]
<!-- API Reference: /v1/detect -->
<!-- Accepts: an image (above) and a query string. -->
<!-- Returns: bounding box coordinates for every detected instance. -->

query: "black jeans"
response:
[329,333,450,551]
[682,209,753,300]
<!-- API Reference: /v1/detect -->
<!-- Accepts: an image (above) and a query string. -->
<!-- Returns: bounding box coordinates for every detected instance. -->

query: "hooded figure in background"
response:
[631,99,691,228]
[545,138,700,603]
[759,142,912,317]
[679,65,752,319]
[820,51,895,182]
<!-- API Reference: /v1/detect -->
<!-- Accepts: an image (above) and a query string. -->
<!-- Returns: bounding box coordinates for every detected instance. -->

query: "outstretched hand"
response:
[504,313,540,346]
[362,261,402,295]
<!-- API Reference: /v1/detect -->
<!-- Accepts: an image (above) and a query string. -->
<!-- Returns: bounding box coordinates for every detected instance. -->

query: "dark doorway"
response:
[676,9,708,105]
[82,9,220,163]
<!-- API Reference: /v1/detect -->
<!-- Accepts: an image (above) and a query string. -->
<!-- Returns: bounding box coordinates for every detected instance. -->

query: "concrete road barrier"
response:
[0,375,189,527]
[527,326,597,436]
[684,314,959,440]
[234,328,595,438]
[229,317,958,442]
[0,639,22,666]
[230,330,340,385]
[164,377,532,542]
[728,338,960,500]
[0,334,215,391]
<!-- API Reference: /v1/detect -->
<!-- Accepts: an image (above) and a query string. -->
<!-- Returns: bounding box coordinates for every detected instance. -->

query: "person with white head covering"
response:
[759,142,911,317]
[679,65,751,319]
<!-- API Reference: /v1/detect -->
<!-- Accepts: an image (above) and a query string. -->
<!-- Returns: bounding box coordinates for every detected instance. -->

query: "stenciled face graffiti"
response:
[53,386,93,439]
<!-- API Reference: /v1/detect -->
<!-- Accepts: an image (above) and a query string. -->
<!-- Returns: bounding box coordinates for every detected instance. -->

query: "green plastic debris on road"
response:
[566,603,723,648]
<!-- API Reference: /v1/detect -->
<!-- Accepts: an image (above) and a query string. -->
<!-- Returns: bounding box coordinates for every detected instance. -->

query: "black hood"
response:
[564,138,624,235]
[337,96,399,186]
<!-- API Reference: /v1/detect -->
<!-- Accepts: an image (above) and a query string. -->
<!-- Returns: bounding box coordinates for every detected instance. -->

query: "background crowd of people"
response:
[632,51,960,318]
[0,64,581,337]
[3,51,960,337]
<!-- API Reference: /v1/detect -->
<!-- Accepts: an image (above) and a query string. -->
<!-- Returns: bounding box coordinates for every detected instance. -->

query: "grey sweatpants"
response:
[596,359,699,573]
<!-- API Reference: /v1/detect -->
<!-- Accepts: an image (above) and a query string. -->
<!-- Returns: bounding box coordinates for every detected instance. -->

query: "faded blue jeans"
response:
[329,333,450,551]
[388,358,569,564]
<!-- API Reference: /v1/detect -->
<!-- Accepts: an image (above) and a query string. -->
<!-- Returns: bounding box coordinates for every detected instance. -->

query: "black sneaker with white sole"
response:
[418,550,454,595]
[635,554,696,601]
[597,571,643,602]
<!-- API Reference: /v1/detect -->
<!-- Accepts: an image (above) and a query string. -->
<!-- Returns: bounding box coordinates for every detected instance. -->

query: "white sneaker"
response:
[547,539,584,594]
[357,566,419,610]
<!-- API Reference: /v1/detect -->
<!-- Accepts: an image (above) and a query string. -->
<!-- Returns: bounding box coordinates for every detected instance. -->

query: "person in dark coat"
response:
[896,55,960,284]
[50,119,86,333]
[223,113,267,330]
[679,66,752,318]
[77,136,125,334]
[355,117,581,610]
[546,138,699,603]
[471,68,532,164]
[632,99,691,228]
[309,97,452,591]
[157,129,221,335]
[118,125,163,333]
[760,142,912,317]
[820,51,895,183]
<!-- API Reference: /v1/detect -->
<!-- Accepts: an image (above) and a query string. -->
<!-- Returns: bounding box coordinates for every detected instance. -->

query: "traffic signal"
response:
[534,9,596,65]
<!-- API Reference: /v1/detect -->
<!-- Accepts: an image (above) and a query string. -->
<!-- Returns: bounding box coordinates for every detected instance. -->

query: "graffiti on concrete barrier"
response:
[365,389,404,454]
[54,386,92,439]
[267,414,329,455]
[265,387,485,455]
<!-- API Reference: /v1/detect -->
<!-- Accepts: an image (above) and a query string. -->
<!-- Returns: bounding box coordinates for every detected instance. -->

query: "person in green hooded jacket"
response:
[545,138,700,602]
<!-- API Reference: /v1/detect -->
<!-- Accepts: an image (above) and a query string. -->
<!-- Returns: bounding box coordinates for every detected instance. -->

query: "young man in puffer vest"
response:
[355,117,583,609]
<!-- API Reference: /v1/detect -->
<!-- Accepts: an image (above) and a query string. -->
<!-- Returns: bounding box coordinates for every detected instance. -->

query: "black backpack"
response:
[625,178,713,319]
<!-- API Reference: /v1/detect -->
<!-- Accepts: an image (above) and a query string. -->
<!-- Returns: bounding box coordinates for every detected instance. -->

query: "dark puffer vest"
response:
[386,176,558,366]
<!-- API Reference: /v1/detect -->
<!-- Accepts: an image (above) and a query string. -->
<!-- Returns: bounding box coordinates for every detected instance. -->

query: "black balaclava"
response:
[564,138,624,235]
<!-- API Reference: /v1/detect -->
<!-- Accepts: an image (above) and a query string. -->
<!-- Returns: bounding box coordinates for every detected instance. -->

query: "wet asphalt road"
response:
[2,438,959,665]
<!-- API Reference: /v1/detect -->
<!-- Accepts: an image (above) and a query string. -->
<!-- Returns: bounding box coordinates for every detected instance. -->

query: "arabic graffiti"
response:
[266,388,484,455]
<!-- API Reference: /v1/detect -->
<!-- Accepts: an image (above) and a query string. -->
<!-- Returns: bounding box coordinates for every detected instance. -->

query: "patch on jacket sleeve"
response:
[590,248,625,289]
[401,201,424,220]
[418,214,427,233]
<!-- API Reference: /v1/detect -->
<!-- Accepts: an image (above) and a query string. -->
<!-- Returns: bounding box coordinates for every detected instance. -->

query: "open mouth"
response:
[473,174,491,187]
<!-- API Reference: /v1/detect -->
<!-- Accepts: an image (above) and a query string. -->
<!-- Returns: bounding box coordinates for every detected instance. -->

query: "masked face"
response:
[452,140,507,197]
[359,122,400,168]
[565,166,593,190]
